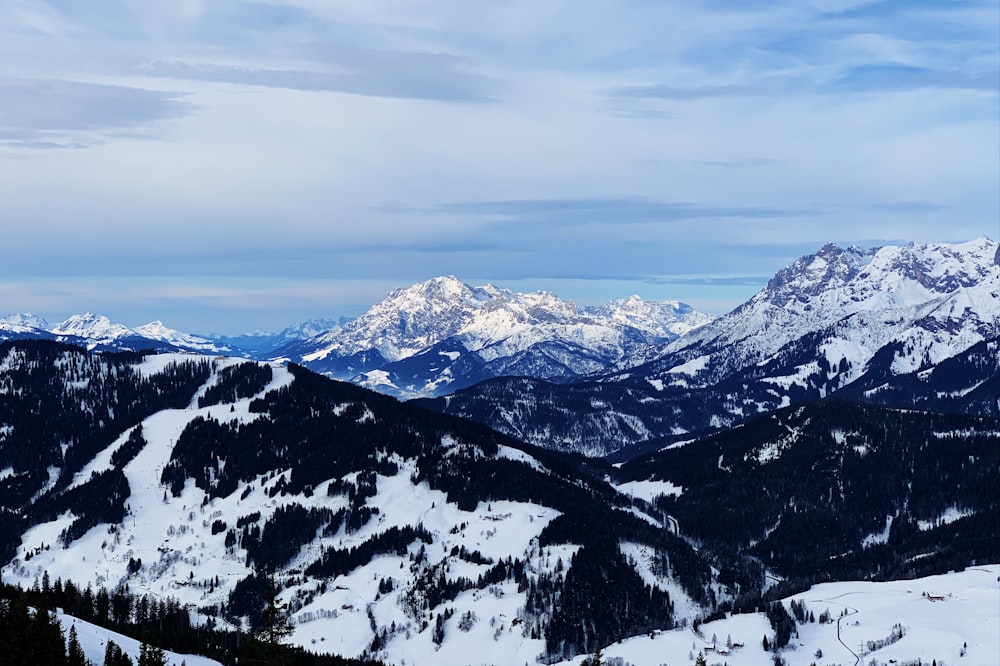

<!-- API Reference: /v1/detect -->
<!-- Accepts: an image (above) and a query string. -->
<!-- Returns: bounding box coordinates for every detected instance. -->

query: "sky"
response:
[1,0,998,334]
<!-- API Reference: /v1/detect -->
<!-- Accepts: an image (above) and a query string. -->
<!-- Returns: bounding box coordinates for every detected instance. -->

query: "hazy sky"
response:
[1,0,997,334]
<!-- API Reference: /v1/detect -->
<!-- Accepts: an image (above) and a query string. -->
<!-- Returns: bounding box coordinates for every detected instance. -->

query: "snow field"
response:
[57,610,223,666]
[553,565,999,666]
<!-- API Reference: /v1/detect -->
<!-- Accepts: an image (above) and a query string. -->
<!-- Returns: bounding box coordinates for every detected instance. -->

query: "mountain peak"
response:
[0,312,50,330]
[52,313,135,341]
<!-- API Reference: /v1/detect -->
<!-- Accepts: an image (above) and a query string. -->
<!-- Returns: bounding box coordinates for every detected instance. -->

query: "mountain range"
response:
[2,282,714,399]
[420,237,1000,455]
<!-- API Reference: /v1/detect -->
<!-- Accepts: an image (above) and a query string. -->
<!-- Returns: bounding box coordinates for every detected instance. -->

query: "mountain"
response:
[0,340,994,665]
[617,400,999,584]
[623,236,1000,386]
[277,276,713,398]
[0,340,719,664]
[0,312,237,355]
[51,313,138,344]
[135,320,233,353]
[209,317,352,355]
[420,238,1000,456]
[0,312,50,330]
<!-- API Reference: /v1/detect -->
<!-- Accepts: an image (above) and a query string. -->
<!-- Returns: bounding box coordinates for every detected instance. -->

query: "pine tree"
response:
[29,605,67,665]
[244,574,293,665]
[137,641,167,666]
[103,640,134,666]
[694,651,707,666]
[67,624,90,666]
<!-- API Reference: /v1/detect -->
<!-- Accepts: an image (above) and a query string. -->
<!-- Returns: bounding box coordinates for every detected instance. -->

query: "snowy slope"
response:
[58,611,223,666]
[0,344,713,664]
[554,566,1000,666]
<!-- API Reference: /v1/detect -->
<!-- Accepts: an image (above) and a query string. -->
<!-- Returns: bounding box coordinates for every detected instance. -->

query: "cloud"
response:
[864,201,950,214]
[138,57,496,103]
[427,197,826,225]
[699,158,783,169]
[0,78,192,151]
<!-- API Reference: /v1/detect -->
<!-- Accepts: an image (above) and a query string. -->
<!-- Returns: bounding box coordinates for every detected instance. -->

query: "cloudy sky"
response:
[1,0,997,334]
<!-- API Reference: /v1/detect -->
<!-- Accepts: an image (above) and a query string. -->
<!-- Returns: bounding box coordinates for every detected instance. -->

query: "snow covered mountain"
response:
[0,341,715,664]
[209,317,352,355]
[628,236,1000,388]
[0,340,994,666]
[134,320,234,353]
[0,312,50,330]
[277,276,712,398]
[423,238,1000,455]
[0,312,236,355]
[51,313,139,343]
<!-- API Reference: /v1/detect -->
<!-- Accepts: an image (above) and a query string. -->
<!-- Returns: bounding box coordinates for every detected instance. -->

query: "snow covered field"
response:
[56,611,222,666]
[554,566,999,666]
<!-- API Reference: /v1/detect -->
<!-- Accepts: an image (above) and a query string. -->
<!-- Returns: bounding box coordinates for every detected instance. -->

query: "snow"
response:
[862,515,893,547]
[667,355,709,376]
[615,479,684,501]
[553,565,1000,666]
[58,610,223,666]
[917,506,975,531]
[496,444,547,473]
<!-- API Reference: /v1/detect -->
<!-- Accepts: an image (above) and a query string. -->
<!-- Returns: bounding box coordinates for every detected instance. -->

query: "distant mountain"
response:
[0,312,235,355]
[134,320,233,353]
[0,312,50,330]
[51,313,137,343]
[624,236,1000,387]
[210,317,352,355]
[278,276,713,397]
[421,238,1000,455]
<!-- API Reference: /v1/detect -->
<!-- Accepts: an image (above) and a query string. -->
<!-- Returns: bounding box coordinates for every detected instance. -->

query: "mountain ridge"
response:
[423,237,1000,455]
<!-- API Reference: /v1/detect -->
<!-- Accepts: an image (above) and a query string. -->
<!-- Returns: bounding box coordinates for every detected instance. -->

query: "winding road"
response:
[812,593,860,666]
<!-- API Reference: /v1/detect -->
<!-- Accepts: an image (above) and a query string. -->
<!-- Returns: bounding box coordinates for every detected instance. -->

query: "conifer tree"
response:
[137,640,167,666]
[67,624,90,666]
[244,573,293,665]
